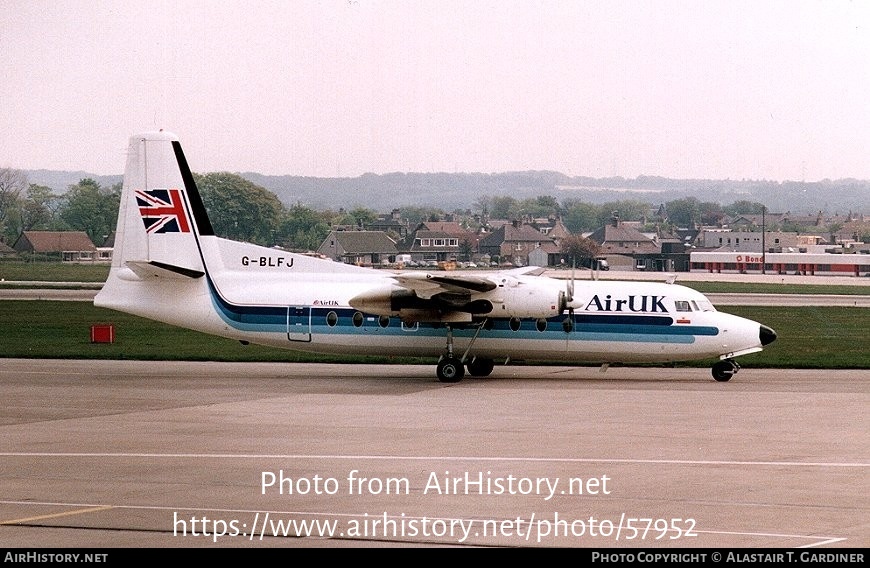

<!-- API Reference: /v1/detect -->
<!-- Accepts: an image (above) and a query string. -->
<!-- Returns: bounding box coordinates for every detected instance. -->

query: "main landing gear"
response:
[711,359,740,382]
[436,356,464,382]
[436,323,495,383]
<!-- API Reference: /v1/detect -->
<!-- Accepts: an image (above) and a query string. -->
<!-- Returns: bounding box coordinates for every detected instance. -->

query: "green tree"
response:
[59,179,120,244]
[489,196,517,219]
[595,200,650,226]
[0,167,28,242]
[20,184,58,231]
[664,197,703,228]
[332,206,378,229]
[699,202,726,226]
[195,172,284,245]
[562,200,600,233]
[458,237,475,262]
[560,234,601,268]
[278,203,332,251]
[506,195,563,220]
[723,200,766,216]
[530,195,563,217]
[472,196,491,218]
[400,206,444,225]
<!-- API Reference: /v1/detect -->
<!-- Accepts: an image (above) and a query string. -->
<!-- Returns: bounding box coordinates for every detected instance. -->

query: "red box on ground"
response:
[90,324,115,343]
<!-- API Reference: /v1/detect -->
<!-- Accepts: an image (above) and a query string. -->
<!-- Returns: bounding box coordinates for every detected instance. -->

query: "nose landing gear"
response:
[711,359,740,382]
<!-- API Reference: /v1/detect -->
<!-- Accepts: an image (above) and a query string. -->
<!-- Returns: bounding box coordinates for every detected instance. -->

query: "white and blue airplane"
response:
[94,131,777,382]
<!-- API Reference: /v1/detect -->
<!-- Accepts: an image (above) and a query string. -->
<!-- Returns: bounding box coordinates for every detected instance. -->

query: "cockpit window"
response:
[696,299,715,312]
[674,300,692,312]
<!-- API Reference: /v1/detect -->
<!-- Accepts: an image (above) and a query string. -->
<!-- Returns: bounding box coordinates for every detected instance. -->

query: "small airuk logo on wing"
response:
[136,189,191,233]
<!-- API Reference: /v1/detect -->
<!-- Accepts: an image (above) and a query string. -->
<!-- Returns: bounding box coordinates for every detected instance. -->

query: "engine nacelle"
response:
[348,285,410,316]
[483,284,563,318]
[349,286,493,317]
[349,281,564,320]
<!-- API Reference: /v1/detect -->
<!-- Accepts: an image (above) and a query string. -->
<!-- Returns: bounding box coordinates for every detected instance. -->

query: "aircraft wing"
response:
[504,266,546,276]
[392,271,497,299]
[392,266,545,297]
[349,267,559,322]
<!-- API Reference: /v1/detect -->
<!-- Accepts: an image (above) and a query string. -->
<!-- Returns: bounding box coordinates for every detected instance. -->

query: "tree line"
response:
[0,168,770,252]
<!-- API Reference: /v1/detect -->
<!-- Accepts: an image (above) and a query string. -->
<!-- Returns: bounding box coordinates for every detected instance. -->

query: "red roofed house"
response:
[12,231,98,262]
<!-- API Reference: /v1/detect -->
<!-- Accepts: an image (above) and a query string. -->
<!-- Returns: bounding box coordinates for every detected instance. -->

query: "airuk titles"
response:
[583,294,667,313]
[241,255,293,268]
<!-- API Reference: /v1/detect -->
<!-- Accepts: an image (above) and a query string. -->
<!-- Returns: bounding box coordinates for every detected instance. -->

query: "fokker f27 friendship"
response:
[95,131,777,382]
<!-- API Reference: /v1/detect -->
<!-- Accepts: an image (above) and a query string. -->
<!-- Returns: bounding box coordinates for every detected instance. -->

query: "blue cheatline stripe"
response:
[209,286,288,333]
[206,284,718,344]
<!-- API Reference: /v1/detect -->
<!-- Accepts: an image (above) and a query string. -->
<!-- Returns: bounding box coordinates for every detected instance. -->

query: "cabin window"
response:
[379,315,390,328]
[674,300,692,312]
[326,311,338,327]
[352,312,364,327]
[536,318,547,332]
[509,317,521,332]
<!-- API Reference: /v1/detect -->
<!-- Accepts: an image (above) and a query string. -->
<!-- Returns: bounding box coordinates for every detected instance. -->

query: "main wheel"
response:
[437,357,465,383]
[466,357,495,377]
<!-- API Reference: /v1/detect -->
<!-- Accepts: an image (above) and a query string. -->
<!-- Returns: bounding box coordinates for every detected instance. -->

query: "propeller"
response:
[568,261,575,305]
[559,259,576,315]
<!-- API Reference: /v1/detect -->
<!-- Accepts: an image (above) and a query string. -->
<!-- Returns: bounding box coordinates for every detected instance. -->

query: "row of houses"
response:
[5,210,870,277]
[317,210,870,274]
[2,217,664,269]
[318,212,870,272]
[1,231,113,262]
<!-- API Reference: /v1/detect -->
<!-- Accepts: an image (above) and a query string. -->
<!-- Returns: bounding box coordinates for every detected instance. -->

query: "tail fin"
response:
[105,131,209,280]
[95,131,216,317]
[95,130,370,332]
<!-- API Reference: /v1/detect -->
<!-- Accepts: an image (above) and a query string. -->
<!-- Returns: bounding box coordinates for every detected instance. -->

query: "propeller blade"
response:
[568,260,575,301]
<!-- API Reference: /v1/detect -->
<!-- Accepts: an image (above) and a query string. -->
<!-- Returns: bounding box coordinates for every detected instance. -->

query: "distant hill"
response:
[25,169,870,214]
[239,172,870,214]
[26,170,123,193]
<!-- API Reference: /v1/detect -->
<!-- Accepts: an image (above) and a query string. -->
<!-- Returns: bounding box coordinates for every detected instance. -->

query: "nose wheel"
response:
[711,359,740,382]
[436,324,465,382]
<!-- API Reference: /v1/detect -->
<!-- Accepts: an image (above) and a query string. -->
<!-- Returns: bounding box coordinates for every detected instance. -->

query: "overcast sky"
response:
[3,0,870,182]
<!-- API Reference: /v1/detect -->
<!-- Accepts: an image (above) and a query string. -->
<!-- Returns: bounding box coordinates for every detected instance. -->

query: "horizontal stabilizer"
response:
[126,260,205,280]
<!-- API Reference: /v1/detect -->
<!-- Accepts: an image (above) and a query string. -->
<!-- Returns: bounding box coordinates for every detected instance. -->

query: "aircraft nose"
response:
[760,324,777,346]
